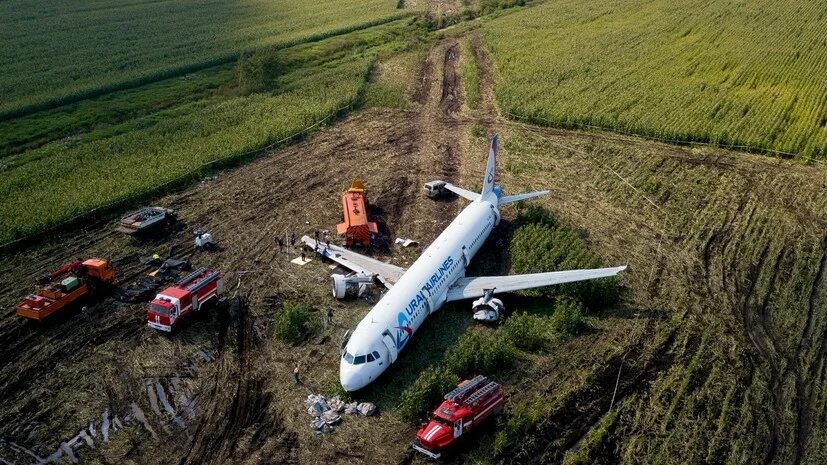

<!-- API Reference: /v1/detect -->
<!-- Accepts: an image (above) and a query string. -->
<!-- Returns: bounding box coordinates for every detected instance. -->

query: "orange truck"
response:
[336,180,378,247]
[16,258,115,321]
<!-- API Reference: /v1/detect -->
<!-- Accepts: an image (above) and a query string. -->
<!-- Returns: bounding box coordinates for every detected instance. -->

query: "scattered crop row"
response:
[0,0,412,119]
[482,0,827,158]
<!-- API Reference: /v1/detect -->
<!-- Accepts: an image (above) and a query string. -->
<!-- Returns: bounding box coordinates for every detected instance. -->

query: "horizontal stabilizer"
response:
[446,266,627,301]
[444,183,480,201]
[498,190,550,205]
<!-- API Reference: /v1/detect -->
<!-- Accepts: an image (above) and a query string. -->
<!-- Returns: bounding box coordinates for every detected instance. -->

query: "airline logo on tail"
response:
[482,134,498,197]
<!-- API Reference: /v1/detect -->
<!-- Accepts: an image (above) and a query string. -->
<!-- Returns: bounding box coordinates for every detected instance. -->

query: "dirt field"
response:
[1,37,826,465]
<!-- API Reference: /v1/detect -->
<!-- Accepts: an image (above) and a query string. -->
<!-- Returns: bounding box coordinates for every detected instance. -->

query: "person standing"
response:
[326,307,334,325]
[290,231,297,248]
[292,365,301,385]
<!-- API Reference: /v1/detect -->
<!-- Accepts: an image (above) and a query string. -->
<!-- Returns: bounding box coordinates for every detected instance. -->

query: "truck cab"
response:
[147,268,223,332]
[148,295,179,331]
[412,375,504,459]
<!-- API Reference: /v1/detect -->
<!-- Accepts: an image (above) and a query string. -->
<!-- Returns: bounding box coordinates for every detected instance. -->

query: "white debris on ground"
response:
[304,394,376,433]
[394,237,419,247]
[291,256,312,265]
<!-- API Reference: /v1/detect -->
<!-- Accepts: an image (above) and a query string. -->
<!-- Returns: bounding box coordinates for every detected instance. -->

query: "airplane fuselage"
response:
[340,193,500,391]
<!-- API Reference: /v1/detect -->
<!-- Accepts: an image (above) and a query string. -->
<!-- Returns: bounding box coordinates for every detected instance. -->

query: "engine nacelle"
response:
[331,274,375,299]
[471,296,505,322]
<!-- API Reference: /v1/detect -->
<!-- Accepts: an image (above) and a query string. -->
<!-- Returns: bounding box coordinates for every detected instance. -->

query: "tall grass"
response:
[482,0,827,159]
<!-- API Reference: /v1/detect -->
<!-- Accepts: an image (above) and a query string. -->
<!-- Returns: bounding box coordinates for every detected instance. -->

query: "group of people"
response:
[274,229,332,256]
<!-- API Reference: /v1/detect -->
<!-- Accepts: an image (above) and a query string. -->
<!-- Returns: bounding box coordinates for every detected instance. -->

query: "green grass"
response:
[272,300,320,345]
[0,66,236,157]
[459,38,481,109]
[482,0,827,158]
[0,0,413,119]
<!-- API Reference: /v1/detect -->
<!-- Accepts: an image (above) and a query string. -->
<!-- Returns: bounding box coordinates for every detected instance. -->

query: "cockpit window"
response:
[343,352,354,364]
[372,351,380,360]
[354,355,366,365]
[366,353,375,362]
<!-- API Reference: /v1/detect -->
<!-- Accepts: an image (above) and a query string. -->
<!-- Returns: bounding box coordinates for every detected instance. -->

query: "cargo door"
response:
[381,330,398,364]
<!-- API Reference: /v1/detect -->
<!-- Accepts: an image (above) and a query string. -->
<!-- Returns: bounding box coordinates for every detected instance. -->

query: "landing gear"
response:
[471,289,504,322]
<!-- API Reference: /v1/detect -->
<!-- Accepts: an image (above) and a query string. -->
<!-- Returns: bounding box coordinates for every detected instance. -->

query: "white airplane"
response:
[302,134,626,391]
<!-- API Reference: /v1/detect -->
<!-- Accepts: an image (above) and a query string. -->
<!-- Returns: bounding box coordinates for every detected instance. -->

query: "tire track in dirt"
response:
[403,40,464,242]
[181,298,297,465]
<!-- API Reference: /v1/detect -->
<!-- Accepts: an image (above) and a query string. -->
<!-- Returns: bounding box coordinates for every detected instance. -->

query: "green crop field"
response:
[482,0,827,158]
[0,0,411,119]
[0,18,424,245]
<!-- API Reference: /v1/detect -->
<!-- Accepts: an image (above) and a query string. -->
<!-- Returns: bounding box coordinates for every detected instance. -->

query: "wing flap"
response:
[301,236,406,286]
[446,266,627,301]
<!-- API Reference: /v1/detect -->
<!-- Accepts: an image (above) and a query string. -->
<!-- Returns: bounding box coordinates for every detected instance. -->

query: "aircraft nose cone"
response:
[340,359,363,392]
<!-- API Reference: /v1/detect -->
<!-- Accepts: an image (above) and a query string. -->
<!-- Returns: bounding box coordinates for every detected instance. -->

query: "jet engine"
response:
[331,273,375,299]
[471,289,504,322]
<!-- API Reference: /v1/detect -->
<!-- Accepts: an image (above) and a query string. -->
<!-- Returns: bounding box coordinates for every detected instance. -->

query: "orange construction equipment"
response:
[337,180,378,247]
[16,258,115,321]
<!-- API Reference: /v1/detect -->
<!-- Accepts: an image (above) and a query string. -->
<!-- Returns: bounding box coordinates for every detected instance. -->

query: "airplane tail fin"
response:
[481,134,498,198]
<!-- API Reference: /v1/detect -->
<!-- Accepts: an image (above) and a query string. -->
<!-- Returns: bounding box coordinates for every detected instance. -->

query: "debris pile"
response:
[304,394,376,433]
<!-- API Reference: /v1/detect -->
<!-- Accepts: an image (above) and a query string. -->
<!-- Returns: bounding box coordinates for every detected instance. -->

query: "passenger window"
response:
[354,355,366,365]
[366,353,375,362]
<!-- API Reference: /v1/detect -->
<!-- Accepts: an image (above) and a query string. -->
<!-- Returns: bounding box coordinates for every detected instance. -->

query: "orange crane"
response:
[336,180,378,248]
[16,258,115,321]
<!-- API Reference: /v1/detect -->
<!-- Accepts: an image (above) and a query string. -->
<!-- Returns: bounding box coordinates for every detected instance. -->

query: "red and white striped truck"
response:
[147,268,224,332]
[412,375,504,459]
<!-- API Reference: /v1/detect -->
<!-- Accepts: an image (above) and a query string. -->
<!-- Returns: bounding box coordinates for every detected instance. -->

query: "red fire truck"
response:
[147,268,224,332]
[412,375,504,459]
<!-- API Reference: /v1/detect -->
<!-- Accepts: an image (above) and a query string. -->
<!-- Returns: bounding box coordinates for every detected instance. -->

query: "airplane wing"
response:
[301,236,406,287]
[446,266,627,301]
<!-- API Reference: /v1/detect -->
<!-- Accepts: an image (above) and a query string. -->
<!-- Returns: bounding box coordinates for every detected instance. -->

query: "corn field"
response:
[0,58,373,244]
[482,0,827,159]
[0,0,407,119]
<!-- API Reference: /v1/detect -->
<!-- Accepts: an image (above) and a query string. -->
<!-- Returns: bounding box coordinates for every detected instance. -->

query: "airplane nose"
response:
[339,359,359,392]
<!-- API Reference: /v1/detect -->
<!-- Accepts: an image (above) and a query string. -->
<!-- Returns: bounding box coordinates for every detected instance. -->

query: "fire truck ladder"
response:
[464,381,499,405]
[444,375,488,403]
[177,268,220,293]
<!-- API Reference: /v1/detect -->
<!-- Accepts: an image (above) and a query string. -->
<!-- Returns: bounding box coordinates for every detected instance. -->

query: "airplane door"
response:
[381,330,398,364]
